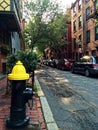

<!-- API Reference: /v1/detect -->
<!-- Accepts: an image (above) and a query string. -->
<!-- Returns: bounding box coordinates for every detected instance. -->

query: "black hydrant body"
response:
[6,61,30,128]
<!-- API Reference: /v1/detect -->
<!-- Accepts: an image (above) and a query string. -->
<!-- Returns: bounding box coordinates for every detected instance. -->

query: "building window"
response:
[73,21,76,32]
[0,0,10,11]
[95,0,98,10]
[78,15,82,29]
[73,38,76,49]
[0,31,10,45]
[78,35,82,48]
[79,35,82,42]
[85,0,90,3]
[86,30,90,44]
[78,0,81,11]
[73,6,76,16]
[95,26,98,40]
[12,48,16,54]
[86,7,90,21]
[92,50,96,56]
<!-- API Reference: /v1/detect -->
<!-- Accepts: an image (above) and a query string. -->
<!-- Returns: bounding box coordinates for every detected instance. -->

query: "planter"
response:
[0,44,10,54]
[1,48,10,54]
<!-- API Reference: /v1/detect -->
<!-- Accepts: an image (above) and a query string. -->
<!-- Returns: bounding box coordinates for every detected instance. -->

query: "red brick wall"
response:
[0,54,7,73]
[71,0,98,57]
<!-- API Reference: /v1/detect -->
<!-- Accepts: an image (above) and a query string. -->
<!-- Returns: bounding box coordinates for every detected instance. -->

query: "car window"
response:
[95,57,98,63]
[82,56,91,63]
[82,58,89,62]
[79,58,83,62]
[89,57,93,63]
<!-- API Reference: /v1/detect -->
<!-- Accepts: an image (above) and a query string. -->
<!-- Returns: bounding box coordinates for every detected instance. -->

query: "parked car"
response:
[57,59,73,70]
[71,55,98,77]
[43,59,48,65]
[47,59,58,68]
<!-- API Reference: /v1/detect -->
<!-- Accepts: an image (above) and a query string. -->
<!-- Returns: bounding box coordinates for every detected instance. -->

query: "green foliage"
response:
[1,44,10,51]
[47,13,68,46]
[0,44,10,54]
[7,51,38,73]
[17,51,38,72]
[24,0,69,57]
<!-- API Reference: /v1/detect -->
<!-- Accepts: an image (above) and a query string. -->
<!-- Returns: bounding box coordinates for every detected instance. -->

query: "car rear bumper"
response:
[90,69,98,75]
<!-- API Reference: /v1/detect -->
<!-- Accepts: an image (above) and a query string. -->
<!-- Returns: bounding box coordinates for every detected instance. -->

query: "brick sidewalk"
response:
[0,77,47,130]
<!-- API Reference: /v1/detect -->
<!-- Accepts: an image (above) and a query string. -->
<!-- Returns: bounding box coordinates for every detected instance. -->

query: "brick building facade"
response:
[71,0,98,61]
[0,0,25,73]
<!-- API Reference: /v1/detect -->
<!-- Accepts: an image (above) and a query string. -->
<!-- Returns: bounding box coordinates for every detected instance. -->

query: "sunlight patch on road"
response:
[61,97,71,104]
[56,77,69,83]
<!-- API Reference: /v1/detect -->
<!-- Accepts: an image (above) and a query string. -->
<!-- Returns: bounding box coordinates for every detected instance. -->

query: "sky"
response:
[25,0,76,8]
[52,0,76,12]
[61,0,75,6]
[23,0,76,20]
[58,0,75,8]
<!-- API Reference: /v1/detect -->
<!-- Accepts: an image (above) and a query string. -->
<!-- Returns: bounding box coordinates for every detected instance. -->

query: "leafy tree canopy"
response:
[24,0,70,57]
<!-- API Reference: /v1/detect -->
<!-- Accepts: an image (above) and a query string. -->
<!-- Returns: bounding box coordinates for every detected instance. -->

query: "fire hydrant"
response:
[6,61,33,128]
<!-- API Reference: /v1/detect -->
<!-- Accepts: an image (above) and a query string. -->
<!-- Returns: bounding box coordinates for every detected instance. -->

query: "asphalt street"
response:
[35,66,98,130]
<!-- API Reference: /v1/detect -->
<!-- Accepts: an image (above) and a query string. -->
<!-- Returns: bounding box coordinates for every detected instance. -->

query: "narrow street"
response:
[36,66,98,130]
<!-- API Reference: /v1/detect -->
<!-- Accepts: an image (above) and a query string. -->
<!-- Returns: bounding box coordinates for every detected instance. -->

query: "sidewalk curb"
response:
[35,76,59,130]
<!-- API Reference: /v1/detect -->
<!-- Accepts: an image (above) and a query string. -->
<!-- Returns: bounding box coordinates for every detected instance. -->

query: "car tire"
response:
[61,67,65,70]
[85,69,90,77]
[71,67,75,73]
[57,66,59,69]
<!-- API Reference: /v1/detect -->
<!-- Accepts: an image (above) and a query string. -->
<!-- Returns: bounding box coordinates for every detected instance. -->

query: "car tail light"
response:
[65,61,69,65]
[93,64,98,69]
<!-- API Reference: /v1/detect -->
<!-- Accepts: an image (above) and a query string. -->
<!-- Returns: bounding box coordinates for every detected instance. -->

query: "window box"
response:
[0,44,10,54]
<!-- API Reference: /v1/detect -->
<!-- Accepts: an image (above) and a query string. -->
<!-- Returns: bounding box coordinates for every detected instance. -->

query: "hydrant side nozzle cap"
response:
[8,60,30,80]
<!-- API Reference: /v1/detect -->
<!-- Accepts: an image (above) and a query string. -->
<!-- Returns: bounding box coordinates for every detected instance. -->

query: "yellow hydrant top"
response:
[8,61,29,80]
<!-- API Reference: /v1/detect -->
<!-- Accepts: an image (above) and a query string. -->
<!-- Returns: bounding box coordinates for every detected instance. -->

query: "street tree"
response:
[24,0,70,57]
